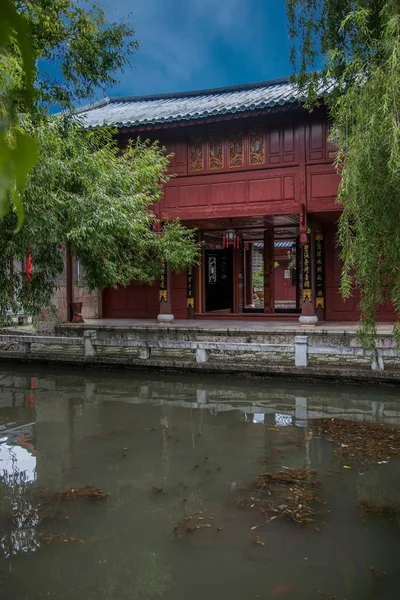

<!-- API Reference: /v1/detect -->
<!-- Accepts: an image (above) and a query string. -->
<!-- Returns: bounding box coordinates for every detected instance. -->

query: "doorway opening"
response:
[202,228,300,316]
[204,247,234,313]
[245,238,299,314]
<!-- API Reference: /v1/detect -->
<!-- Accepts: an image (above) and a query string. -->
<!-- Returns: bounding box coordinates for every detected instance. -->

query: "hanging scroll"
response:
[159,258,168,302]
[302,228,312,302]
[187,267,194,308]
[315,233,325,309]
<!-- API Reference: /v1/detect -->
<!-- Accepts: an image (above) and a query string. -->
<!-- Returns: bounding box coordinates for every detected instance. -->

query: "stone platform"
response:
[55,318,396,350]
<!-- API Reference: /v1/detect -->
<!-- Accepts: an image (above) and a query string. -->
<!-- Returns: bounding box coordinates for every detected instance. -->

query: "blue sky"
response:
[107,0,291,98]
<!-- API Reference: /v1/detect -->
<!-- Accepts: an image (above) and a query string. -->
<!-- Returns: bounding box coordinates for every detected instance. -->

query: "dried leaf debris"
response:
[237,468,326,526]
[312,418,400,464]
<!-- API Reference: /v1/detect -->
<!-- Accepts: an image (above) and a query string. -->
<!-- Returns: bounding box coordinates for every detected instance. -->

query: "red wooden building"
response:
[79,78,395,324]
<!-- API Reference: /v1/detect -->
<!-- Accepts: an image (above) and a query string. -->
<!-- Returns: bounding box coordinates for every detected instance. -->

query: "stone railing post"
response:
[138,347,151,360]
[196,347,209,363]
[19,341,31,354]
[371,350,384,372]
[295,336,308,367]
[83,330,96,356]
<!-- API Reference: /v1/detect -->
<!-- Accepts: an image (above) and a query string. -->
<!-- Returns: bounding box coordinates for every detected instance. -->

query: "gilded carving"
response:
[229,133,244,168]
[249,131,265,165]
[190,138,203,171]
[208,136,223,170]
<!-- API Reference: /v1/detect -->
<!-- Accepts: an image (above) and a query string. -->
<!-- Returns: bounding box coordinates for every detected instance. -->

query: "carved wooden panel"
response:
[249,131,265,165]
[189,138,203,172]
[228,133,244,168]
[208,136,223,170]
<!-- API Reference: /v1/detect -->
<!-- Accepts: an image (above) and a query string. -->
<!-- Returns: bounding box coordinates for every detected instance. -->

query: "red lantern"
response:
[223,229,241,249]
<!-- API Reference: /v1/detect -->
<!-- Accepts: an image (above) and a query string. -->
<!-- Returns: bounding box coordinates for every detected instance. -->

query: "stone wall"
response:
[37,253,102,332]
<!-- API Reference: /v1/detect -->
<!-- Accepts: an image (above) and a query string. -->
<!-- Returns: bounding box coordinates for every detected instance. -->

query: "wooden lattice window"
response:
[208,136,223,170]
[229,133,244,168]
[249,131,265,165]
[190,138,203,171]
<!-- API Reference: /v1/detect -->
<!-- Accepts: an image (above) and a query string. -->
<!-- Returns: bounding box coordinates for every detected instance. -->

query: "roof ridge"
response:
[106,77,292,104]
[77,97,110,114]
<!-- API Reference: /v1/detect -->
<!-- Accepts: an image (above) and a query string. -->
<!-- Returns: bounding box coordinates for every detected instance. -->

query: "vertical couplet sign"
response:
[187,266,194,308]
[315,233,325,309]
[302,228,312,302]
[159,258,168,302]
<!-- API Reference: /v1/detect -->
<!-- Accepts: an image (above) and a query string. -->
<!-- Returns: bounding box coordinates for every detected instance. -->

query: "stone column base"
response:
[157,313,174,324]
[299,315,318,326]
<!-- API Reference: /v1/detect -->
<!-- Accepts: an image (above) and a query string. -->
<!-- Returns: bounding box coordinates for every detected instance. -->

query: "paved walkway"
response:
[59,318,395,335]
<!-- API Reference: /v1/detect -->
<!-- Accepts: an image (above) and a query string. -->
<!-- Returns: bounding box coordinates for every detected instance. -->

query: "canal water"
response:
[0,365,399,600]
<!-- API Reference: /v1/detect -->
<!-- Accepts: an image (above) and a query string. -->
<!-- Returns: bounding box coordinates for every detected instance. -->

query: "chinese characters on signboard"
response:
[302,228,312,302]
[187,267,194,308]
[315,233,325,309]
[208,256,217,284]
[159,258,168,302]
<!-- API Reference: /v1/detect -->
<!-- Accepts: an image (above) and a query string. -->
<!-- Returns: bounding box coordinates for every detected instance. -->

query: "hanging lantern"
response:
[222,229,241,249]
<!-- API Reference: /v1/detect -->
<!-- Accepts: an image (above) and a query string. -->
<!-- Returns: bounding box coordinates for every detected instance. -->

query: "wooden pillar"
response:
[157,259,174,323]
[196,231,203,315]
[315,231,326,321]
[187,266,195,319]
[233,247,240,313]
[299,228,318,325]
[263,229,275,314]
[245,244,254,307]
[237,243,245,313]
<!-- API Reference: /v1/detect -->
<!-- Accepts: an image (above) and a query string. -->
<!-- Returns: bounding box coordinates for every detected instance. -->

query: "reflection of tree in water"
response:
[0,469,39,557]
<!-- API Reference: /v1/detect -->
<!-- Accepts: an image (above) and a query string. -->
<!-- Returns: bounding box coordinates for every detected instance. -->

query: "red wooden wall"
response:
[274,265,296,302]
[324,226,395,322]
[105,109,396,321]
[158,112,341,222]
[103,272,187,319]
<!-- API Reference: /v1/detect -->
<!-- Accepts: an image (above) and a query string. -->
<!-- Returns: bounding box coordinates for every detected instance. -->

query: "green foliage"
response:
[13,0,139,112]
[0,0,38,227]
[287,0,400,346]
[253,270,264,289]
[0,119,199,319]
[1,0,138,228]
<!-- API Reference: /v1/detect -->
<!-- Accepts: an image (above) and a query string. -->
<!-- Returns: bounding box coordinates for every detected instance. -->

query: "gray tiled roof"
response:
[76,78,312,129]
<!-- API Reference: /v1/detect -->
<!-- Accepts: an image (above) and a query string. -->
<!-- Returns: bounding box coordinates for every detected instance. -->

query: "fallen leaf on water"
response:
[251,536,265,546]
[270,585,294,596]
[377,461,388,464]
[343,465,351,469]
